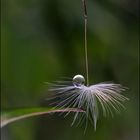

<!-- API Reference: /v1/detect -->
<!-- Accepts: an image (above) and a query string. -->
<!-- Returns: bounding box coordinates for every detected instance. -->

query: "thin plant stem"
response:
[82,0,89,86]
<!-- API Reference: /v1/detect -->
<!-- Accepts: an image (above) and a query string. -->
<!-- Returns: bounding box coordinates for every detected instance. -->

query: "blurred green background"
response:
[1,0,139,140]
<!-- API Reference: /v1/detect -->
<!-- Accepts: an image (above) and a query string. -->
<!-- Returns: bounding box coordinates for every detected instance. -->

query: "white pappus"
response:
[48,74,129,130]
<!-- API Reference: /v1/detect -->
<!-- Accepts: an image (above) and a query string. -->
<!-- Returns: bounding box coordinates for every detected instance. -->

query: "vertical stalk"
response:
[82,0,89,86]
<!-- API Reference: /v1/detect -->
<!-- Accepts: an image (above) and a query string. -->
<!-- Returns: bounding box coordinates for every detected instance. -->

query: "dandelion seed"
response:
[47,0,129,131]
[48,74,129,130]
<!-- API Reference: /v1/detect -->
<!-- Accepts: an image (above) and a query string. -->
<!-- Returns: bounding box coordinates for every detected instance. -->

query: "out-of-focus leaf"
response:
[1,107,84,128]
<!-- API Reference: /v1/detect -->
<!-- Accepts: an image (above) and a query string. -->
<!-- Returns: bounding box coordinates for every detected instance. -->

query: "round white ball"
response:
[73,74,85,86]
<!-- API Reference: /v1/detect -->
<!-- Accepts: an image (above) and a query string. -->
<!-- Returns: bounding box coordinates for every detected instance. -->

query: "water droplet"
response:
[73,75,85,87]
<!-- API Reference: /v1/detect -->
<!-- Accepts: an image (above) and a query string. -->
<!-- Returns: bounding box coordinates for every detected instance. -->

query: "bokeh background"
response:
[1,0,139,140]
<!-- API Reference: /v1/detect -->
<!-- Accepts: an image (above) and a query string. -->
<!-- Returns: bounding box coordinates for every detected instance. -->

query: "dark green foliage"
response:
[1,0,139,140]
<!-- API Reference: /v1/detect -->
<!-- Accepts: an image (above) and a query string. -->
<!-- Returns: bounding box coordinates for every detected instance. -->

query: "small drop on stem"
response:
[73,75,85,87]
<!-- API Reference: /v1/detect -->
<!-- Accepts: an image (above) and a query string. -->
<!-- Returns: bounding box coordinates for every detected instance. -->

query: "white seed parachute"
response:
[48,74,129,130]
